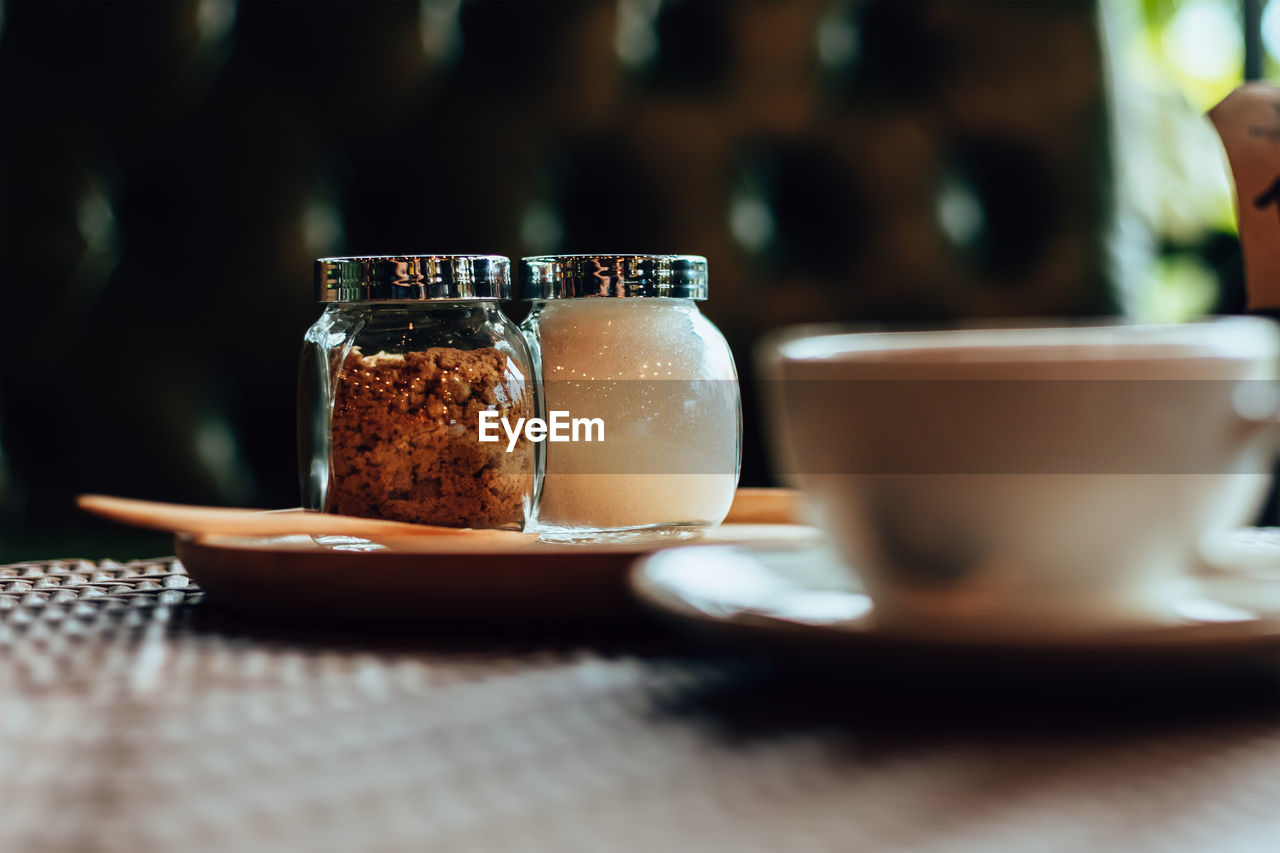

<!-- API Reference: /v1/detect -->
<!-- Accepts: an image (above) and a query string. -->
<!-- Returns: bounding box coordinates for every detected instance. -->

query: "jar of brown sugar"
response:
[299,255,539,530]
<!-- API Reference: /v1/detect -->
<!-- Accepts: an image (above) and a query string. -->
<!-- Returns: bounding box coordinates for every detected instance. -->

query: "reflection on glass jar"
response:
[299,255,539,530]
[519,254,742,542]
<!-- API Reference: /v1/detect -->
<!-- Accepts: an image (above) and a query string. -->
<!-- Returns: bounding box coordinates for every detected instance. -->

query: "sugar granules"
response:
[328,347,534,529]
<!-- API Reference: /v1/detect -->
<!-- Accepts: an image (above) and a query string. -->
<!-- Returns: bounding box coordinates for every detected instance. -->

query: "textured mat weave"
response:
[1,558,1278,853]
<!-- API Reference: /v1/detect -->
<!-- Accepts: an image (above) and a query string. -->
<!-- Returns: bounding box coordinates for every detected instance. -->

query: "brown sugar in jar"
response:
[328,346,533,528]
[299,255,539,530]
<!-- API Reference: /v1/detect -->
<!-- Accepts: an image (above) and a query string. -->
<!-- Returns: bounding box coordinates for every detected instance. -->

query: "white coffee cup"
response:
[760,318,1280,638]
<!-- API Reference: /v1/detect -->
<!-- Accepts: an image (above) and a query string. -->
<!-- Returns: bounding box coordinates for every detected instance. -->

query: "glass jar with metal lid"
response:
[519,254,741,541]
[300,255,538,530]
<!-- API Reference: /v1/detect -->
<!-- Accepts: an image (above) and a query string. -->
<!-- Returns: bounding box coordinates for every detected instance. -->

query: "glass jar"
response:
[299,255,538,530]
[519,254,741,541]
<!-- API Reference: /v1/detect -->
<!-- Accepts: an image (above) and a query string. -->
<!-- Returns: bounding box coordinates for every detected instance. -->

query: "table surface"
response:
[1,557,1278,853]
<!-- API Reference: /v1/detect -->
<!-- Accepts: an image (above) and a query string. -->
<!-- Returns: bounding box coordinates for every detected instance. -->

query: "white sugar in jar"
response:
[519,255,741,542]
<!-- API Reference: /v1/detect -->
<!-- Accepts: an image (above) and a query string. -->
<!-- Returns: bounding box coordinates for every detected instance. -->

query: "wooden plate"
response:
[176,521,821,626]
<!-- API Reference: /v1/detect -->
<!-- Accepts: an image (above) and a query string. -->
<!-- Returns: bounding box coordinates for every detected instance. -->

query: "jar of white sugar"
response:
[519,254,741,541]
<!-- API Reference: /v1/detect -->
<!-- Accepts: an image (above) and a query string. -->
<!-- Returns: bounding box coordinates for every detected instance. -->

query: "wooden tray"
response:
[177,489,813,626]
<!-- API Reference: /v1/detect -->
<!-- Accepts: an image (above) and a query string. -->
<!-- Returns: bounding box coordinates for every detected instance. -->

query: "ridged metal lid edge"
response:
[316,255,511,302]
[518,254,708,299]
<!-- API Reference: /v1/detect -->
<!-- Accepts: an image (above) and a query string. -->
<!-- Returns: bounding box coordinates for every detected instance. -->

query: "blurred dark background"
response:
[0,0,1264,560]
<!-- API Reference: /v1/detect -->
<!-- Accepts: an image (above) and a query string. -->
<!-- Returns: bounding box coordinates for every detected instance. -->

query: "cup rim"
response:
[768,317,1280,365]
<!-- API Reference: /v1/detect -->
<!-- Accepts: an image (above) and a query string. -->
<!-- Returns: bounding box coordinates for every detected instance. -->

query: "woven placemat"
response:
[1,558,1278,853]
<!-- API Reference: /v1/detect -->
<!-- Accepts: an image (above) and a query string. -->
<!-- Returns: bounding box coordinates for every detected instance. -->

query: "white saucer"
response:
[631,535,1280,678]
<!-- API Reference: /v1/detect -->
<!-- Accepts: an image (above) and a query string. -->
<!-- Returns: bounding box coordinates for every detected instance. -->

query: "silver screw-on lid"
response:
[519,254,708,299]
[315,255,511,302]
